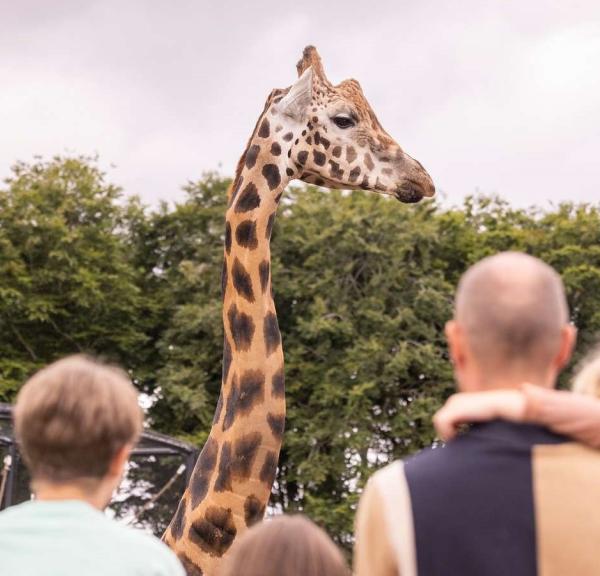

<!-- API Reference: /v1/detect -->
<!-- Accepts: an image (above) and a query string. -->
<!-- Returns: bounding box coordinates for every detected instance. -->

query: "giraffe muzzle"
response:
[395,184,426,203]
[394,174,436,203]
[392,152,435,203]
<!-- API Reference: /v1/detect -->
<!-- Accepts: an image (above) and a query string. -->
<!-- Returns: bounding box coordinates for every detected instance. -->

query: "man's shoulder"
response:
[0,500,37,526]
[403,441,461,478]
[0,501,183,576]
[402,421,578,496]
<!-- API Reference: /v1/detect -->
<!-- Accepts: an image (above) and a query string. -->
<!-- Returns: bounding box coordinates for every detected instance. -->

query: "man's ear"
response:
[445,320,465,369]
[278,67,313,122]
[108,444,131,478]
[555,323,577,371]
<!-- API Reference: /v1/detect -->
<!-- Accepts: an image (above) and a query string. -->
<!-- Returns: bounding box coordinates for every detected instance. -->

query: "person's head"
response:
[14,355,142,508]
[572,346,600,397]
[446,252,576,391]
[220,515,350,576]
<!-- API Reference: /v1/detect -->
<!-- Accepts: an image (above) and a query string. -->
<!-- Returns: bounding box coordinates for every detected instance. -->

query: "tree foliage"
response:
[1,157,599,547]
[0,157,145,399]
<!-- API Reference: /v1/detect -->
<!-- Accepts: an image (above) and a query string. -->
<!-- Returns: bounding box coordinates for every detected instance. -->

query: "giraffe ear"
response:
[278,67,313,122]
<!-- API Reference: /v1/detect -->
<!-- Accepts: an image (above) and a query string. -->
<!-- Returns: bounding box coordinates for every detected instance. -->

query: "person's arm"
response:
[434,386,600,448]
[354,476,399,576]
[433,390,526,441]
[523,384,600,448]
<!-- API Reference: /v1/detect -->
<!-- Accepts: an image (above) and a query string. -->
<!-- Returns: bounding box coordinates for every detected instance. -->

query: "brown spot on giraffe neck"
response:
[264,312,281,355]
[225,222,232,254]
[189,506,237,558]
[212,391,224,426]
[170,498,187,541]
[227,304,255,351]
[258,118,270,138]
[266,211,276,240]
[245,145,260,169]
[232,432,262,479]
[260,451,278,485]
[259,260,270,293]
[221,260,228,299]
[262,164,281,191]
[231,258,255,302]
[189,438,219,508]
[267,413,285,441]
[214,442,232,492]
[235,182,261,213]
[244,495,266,527]
[271,366,285,398]
[235,220,258,250]
[223,370,266,431]
[177,554,204,576]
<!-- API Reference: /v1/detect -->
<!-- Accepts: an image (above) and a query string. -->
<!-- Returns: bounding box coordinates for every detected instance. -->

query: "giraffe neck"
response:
[164,109,296,576]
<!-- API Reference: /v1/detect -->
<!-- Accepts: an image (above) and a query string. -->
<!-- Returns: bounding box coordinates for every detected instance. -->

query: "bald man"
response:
[355,252,600,576]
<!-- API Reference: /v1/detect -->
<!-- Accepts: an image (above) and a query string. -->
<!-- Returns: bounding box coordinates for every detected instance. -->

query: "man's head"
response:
[446,252,576,391]
[14,355,142,507]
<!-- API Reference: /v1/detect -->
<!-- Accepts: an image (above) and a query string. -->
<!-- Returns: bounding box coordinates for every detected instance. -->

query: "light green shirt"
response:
[0,500,185,576]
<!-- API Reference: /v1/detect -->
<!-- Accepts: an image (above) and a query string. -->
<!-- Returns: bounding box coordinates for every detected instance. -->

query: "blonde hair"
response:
[14,355,142,483]
[572,346,600,398]
[220,515,349,576]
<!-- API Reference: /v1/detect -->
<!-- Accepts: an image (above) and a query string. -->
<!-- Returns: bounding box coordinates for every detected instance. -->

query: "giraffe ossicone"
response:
[163,45,435,576]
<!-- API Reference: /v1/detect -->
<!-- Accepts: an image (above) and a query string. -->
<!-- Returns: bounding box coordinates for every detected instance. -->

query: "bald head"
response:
[455,252,570,378]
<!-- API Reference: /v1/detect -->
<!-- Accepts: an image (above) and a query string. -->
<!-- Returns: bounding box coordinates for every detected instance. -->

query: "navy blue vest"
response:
[404,421,566,576]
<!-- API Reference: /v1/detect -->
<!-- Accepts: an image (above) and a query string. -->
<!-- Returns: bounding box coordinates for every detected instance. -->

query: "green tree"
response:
[0,156,145,399]
[1,158,599,550]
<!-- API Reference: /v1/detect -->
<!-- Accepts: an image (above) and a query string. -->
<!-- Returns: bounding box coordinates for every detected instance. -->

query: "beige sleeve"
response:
[354,475,399,576]
[354,461,417,576]
[525,387,600,449]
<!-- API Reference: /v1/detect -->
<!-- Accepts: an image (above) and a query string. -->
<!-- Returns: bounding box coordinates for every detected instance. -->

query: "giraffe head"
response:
[269,46,435,203]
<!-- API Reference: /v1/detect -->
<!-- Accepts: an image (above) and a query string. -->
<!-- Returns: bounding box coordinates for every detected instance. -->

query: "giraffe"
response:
[163,46,435,576]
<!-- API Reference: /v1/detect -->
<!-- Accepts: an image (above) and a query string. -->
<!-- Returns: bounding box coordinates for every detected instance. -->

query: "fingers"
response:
[520,382,546,420]
[433,408,457,442]
[434,390,528,442]
[433,395,466,441]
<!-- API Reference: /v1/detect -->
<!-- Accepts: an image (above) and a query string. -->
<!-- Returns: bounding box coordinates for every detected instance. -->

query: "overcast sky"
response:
[1,0,599,208]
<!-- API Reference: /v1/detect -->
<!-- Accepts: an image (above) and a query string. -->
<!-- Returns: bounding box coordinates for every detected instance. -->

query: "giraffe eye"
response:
[332,115,356,129]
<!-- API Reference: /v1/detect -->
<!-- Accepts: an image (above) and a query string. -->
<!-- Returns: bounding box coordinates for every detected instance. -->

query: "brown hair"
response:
[219,515,349,576]
[14,355,143,483]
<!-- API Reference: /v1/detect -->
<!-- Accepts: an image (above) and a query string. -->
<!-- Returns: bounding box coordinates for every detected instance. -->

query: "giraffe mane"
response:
[228,88,287,203]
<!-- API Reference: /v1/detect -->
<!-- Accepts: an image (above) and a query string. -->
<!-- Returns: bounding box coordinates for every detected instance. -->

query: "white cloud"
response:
[1,0,599,207]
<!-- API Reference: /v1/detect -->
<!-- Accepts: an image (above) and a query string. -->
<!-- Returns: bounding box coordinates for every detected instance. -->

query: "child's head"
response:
[14,355,142,502]
[220,515,349,576]
[572,346,600,398]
